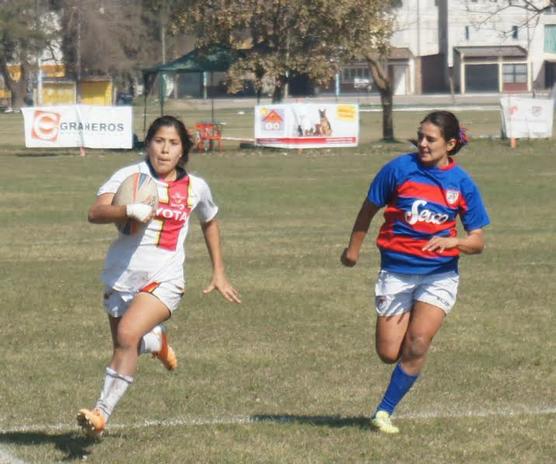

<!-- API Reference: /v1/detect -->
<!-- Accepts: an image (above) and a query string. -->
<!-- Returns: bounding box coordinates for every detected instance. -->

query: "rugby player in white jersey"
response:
[77,115,241,437]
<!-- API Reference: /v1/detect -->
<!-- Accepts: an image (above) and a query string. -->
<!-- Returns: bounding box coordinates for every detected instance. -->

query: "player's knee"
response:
[116,325,141,350]
[376,345,401,364]
[403,333,430,360]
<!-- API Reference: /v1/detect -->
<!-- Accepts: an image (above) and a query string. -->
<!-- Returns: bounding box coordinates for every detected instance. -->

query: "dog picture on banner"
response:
[255,103,358,149]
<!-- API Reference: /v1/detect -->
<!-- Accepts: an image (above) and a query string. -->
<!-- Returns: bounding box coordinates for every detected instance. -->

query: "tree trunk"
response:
[271,84,284,103]
[10,83,26,109]
[0,61,27,110]
[366,55,395,142]
[379,88,394,142]
[255,68,264,104]
[271,74,287,103]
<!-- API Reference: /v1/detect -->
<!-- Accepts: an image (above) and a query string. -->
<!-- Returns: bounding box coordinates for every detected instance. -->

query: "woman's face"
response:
[417,121,456,167]
[147,125,183,180]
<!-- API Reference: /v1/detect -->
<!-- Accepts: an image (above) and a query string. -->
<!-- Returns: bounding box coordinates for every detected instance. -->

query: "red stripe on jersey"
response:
[398,180,463,209]
[383,207,405,224]
[377,233,460,258]
[156,177,191,251]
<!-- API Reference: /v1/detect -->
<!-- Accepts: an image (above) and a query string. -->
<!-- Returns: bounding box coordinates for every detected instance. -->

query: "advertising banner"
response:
[254,103,359,149]
[500,97,553,139]
[22,105,133,149]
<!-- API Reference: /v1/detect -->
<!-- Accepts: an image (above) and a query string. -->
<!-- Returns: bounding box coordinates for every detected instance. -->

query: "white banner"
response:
[500,97,553,139]
[22,105,133,149]
[254,103,359,149]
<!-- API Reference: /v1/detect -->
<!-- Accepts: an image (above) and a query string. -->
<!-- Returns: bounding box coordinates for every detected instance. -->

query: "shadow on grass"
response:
[251,414,371,430]
[0,431,97,461]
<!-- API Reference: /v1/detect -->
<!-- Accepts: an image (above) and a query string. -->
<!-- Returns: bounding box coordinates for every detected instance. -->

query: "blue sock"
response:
[375,363,419,416]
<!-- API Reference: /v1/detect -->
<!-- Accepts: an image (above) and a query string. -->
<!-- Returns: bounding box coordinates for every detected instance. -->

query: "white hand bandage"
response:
[126,203,154,223]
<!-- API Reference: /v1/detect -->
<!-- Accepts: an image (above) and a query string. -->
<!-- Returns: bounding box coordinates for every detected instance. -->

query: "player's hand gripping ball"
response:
[112,173,159,235]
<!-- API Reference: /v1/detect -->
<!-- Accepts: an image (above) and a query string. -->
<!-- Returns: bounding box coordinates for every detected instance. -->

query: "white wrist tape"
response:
[126,203,153,223]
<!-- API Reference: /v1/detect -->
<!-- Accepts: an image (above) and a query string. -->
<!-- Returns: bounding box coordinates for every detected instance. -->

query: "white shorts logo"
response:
[376,296,389,312]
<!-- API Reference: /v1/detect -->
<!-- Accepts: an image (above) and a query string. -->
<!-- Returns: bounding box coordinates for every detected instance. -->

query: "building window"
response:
[341,66,371,90]
[512,26,518,39]
[465,26,470,40]
[503,64,527,84]
[545,24,556,53]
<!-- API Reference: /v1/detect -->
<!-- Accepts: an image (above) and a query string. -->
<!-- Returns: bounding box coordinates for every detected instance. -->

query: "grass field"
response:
[0,107,555,463]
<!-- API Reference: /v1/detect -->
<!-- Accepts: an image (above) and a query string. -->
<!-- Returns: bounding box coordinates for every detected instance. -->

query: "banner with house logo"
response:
[254,103,359,149]
[22,105,133,148]
[500,97,553,139]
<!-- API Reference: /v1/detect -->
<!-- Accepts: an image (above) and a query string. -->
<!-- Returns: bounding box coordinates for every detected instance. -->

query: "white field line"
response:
[1,406,555,434]
[0,447,27,464]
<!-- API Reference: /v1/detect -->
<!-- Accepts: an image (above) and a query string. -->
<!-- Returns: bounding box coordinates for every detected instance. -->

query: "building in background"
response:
[338,0,553,96]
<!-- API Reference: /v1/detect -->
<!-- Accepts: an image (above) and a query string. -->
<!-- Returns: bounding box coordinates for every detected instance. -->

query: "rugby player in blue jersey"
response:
[341,111,489,434]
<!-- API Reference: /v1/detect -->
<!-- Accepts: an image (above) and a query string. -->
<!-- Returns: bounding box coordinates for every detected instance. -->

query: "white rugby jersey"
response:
[97,160,218,292]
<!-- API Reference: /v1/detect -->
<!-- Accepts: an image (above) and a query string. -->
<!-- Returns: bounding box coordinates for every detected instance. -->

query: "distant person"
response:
[341,111,489,434]
[77,115,241,437]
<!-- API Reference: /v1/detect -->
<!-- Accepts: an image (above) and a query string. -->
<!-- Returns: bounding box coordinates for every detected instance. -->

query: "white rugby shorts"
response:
[103,280,184,317]
[374,269,459,316]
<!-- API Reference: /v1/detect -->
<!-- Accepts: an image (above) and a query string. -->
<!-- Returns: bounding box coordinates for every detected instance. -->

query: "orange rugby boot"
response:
[77,408,106,438]
[153,329,177,371]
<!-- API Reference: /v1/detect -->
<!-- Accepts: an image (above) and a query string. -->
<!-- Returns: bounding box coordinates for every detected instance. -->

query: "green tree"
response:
[0,0,54,109]
[177,0,399,140]
[179,1,351,103]
[56,0,163,88]
[322,1,400,141]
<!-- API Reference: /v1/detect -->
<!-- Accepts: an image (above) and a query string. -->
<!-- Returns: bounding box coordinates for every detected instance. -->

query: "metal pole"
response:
[160,8,166,64]
[160,73,165,115]
[76,3,81,102]
[143,74,147,139]
[37,58,42,105]
[210,72,214,124]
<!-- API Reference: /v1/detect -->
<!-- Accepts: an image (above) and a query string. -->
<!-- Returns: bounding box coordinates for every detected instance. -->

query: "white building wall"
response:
[343,0,552,94]
[447,1,535,63]
[447,0,545,86]
[391,0,440,57]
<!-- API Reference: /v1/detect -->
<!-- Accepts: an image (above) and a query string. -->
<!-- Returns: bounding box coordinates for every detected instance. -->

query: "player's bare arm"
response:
[201,218,241,304]
[422,229,485,254]
[341,199,380,267]
[88,192,154,224]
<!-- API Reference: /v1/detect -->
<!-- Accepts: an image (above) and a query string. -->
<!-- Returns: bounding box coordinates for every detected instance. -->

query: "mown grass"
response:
[0,100,506,156]
[0,109,554,463]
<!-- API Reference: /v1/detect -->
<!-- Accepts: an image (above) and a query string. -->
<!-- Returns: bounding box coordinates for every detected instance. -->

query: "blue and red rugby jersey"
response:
[367,153,490,275]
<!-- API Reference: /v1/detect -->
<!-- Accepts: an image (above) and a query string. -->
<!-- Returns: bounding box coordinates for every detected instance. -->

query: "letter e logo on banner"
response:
[32,110,61,142]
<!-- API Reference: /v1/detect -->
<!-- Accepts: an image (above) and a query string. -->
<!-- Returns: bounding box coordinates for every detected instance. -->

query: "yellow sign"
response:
[79,80,113,106]
[336,104,356,121]
[42,82,76,105]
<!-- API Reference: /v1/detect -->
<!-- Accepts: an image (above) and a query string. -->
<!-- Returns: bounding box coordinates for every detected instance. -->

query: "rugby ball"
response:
[112,172,159,235]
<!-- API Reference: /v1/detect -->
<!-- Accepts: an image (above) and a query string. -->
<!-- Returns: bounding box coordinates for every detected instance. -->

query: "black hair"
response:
[145,115,193,167]
[420,110,468,155]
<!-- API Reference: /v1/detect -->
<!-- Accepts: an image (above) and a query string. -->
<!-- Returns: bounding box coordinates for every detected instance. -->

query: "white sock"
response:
[139,325,162,354]
[95,369,133,421]
[97,367,117,405]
